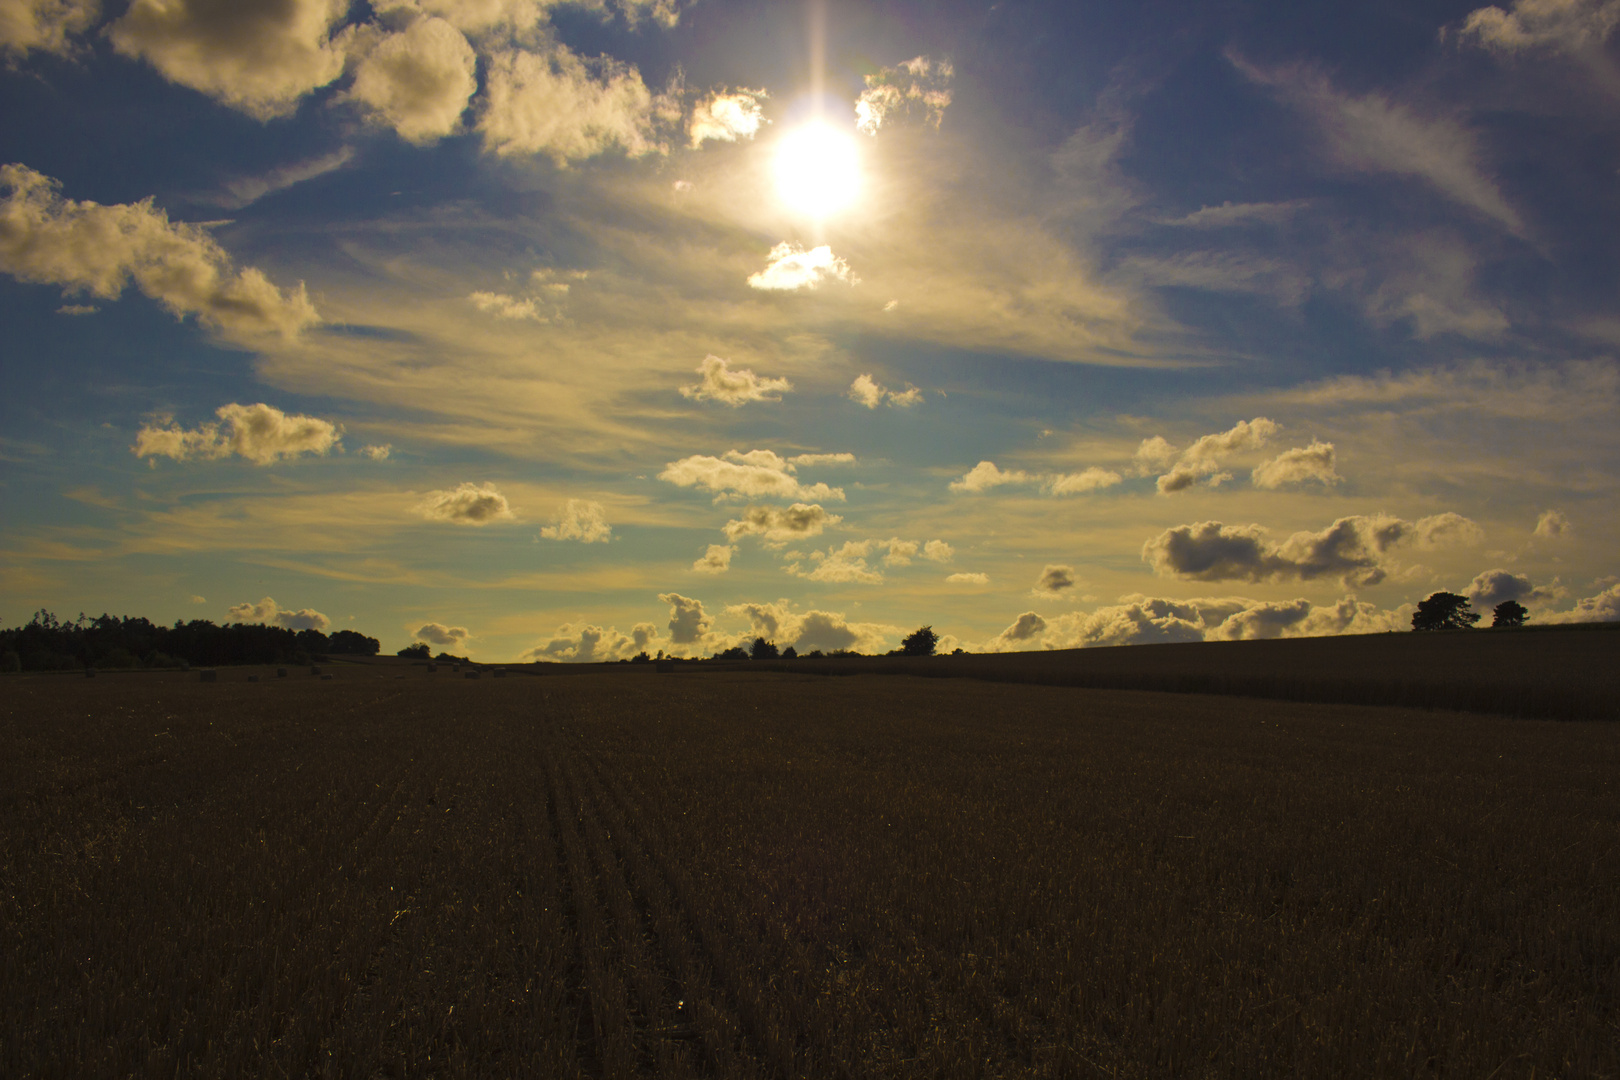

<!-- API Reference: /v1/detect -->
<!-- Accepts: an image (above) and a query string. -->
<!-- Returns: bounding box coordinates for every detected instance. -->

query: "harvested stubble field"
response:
[2,662,1617,1078]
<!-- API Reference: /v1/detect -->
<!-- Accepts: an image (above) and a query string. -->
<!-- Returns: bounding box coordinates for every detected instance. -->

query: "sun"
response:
[773,121,861,220]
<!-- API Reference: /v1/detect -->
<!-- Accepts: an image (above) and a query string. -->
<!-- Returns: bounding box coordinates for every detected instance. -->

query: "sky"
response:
[2,0,1618,661]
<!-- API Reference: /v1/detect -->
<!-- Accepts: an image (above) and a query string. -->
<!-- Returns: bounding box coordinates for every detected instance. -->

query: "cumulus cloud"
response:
[0,165,317,339]
[1534,509,1571,539]
[1033,564,1078,597]
[523,621,657,662]
[721,503,840,545]
[227,596,331,631]
[1155,417,1278,493]
[468,290,542,319]
[847,373,923,408]
[108,0,352,120]
[854,55,953,135]
[1455,0,1620,53]
[416,481,515,525]
[692,544,734,574]
[133,403,340,465]
[478,42,669,164]
[747,242,856,291]
[679,354,792,406]
[989,612,1047,649]
[1251,441,1341,488]
[539,499,611,543]
[413,621,470,648]
[0,0,97,57]
[658,591,711,644]
[725,600,895,654]
[1143,513,1482,587]
[1465,568,1562,609]
[659,450,845,502]
[1235,58,1524,234]
[949,461,1035,493]
[1131,436,1178,476]
[785,541,884,584]
[360,443,392,461]
[923,539,955,563]
[1047,467,1123,495]
[947,572,989,584]
[346,16,477,144]
[688,88,766,146]
[1542,582,1620,624]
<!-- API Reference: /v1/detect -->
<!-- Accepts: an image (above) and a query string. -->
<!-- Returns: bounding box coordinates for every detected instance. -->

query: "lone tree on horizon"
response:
[899,625,939,656]
[1411,592,1480,631]
[749,636,780,660]
[1492,599,1529,628]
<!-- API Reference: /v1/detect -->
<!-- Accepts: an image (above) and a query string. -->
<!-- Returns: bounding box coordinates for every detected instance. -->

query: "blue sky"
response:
[2,0,1617,660]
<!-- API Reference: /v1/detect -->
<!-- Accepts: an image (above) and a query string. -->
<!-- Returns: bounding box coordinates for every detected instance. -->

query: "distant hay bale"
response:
[199,669,217,683]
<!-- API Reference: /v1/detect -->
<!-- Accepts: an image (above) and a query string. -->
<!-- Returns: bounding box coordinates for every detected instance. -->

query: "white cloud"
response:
[413,621,470,647]
[1251,441,1342,488]
[658,591,711,643]
[1534,509,1572,539]
[108,0,353,120]
[0,0,97,57]
[1160,200,1309,228]
[1156,417,1278,494]
[1131,436,1178,476]
[854,55,953,135]
[922,539,955,563]
[1236,59,1524,234]
[478,42,668,164]
[882,539,919,566]
[947,572,989,585]
[1143,512,1482,588]
[786,541,884,585]
[468,290,541,320]
[207,147,355,210]
[679,355,792,406]
[416,481,515,525]
[692,544,734,574]
[1465,568,1563,609]
[1033,564,1078,597]
[1542,582,1620,623]
[133,403,340,465]
[688,88,766,146]
[721,503,840,545]
[725,600,896,654]
[787,452,857,468]
[847,373,921,408]
[0,165,318,339]
[1456,0,1620,53]
[540,499,611,543]
[227,596,331,631]
[522,621,657,662]
[949,461,1035,493]
[747,242,856,291]
[359,443,392,461]
[346,16,477,144]
[1047,467,1123,495]
[985,611,1047,651]
[659,451,845,502]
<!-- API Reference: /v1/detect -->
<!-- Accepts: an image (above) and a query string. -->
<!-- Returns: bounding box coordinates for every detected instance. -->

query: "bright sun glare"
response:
[773,122,861,219]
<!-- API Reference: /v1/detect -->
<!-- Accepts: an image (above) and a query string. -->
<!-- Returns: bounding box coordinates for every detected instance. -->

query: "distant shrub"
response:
[713,646,749,660]
[1492,600,1528,628]
[781,645,798,659]
[631,651,651,663]
[898,626,938,656]
[397,643,431,659]
[806,649,825,659]
[97,647,138,669]
[749,637,780,660]
[328,630,380,655]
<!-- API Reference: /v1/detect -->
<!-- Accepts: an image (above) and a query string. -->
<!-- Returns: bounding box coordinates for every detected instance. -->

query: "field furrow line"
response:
[566,726,795,1079]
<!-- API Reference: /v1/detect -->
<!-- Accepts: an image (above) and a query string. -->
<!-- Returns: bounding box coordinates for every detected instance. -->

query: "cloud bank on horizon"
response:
[0,0,1616,659]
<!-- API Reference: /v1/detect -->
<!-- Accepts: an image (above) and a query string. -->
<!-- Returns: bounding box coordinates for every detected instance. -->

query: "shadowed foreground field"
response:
[2,667,1617,1078]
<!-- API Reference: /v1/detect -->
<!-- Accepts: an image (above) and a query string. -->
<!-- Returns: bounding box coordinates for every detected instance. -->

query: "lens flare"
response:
[773,122,860,220]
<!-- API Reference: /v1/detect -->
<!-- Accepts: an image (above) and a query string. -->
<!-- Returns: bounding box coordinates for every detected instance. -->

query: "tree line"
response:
[0,610,380,672]
[1411,594,1526,632]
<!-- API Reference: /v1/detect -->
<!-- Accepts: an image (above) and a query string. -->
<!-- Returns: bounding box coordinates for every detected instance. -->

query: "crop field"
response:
[3,663,1617,1078]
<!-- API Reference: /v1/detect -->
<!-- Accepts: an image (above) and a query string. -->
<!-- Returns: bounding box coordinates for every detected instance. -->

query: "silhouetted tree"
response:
[630,651,651,663]
[1411,592,1479,631]
[397,642,431,658]
[781,645,798,659]
[899,625,939,656]
[1492,600,1528,628]
[714,645,749,660]
[328,629,380,655]
[749,637,780,660]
